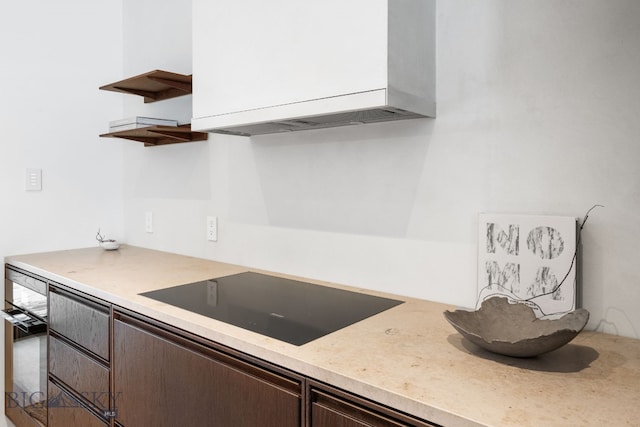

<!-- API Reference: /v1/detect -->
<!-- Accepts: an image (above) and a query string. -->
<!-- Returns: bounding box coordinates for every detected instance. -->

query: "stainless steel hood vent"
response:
[192,0,435,137]
[211,107,425,137]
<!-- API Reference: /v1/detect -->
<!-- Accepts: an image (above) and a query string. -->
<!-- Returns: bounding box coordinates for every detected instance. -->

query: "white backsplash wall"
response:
[122,0,640,339]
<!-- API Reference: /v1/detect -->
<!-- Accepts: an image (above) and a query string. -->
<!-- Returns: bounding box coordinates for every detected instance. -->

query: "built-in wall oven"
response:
[3,266,48,427]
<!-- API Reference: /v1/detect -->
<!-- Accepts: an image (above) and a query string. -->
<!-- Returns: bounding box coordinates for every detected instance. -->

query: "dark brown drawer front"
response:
[49,289,109,360]
[5,267,47,295]
[310,403,370,427]
[311,390,405,427]
[5,404,43,427]
[309,387,437,427]
[48,381,107,427]
[49,336,109,411]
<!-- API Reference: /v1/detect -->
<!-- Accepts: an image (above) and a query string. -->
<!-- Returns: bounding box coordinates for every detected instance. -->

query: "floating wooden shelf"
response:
[100,124,208,147]
[99,70,192,103]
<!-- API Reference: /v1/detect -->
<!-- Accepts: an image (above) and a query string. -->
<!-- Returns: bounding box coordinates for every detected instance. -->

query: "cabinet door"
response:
[309,387,436,427]
[113,313,301,427]
[192,0,387,118]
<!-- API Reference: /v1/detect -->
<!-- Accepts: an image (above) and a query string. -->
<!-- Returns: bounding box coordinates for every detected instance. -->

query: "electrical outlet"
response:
[207,216,217,241]
[145,212,153,233]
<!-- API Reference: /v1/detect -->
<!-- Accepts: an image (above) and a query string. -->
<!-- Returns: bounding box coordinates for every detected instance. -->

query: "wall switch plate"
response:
[25,168,42,191]
[207,216,217,241]
[145,212,153,233]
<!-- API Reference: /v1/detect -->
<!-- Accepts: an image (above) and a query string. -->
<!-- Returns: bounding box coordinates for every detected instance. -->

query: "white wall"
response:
[0,1,125,260]
[121,0,640,339]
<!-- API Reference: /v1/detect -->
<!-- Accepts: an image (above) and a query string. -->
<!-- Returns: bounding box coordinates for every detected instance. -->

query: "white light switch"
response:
[25,168,42,191]
[207,216,217,241]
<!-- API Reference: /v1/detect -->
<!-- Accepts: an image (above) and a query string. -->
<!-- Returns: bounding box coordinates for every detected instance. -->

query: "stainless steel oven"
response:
[3,266,48,427]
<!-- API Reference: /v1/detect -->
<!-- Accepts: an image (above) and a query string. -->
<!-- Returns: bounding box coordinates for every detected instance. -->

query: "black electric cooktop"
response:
[140,272,403,346]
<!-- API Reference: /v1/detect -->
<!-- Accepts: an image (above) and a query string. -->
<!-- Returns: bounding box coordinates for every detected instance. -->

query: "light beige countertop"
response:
[5,245,640,427]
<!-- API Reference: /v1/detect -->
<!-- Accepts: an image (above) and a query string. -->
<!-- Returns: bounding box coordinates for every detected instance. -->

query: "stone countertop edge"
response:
[5,245,640,427]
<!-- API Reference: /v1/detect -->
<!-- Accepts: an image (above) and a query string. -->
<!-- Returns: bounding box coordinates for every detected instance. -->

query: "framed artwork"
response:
[477,213,578,319]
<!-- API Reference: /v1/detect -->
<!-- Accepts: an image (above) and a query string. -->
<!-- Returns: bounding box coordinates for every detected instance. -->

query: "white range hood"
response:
[192,0,435,136]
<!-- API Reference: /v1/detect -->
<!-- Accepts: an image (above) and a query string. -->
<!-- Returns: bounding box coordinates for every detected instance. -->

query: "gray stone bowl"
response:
[444,297,589,357]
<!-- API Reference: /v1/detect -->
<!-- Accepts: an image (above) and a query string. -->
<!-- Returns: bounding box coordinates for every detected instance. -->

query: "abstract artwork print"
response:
[477,213,577,319]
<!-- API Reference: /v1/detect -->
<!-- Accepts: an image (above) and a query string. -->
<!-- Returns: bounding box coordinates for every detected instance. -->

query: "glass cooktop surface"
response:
[140,272,403,345]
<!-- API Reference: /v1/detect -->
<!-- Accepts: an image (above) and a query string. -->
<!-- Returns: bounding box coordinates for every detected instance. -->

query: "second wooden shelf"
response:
[100,124,208,147]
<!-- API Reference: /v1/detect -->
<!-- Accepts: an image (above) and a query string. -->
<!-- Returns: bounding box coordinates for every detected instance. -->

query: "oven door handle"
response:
[1,309,46,334]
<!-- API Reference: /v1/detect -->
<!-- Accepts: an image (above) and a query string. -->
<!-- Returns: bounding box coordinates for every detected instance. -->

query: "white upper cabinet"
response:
[192,0,435,136]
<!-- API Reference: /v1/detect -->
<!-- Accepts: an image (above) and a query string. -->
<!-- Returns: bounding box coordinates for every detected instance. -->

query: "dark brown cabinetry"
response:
[48,336,109,412]
[49,288,110,360]
[113,311,303,427]
[47,286,111,426]
[308,383,438,427]
[47,382,107,427]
